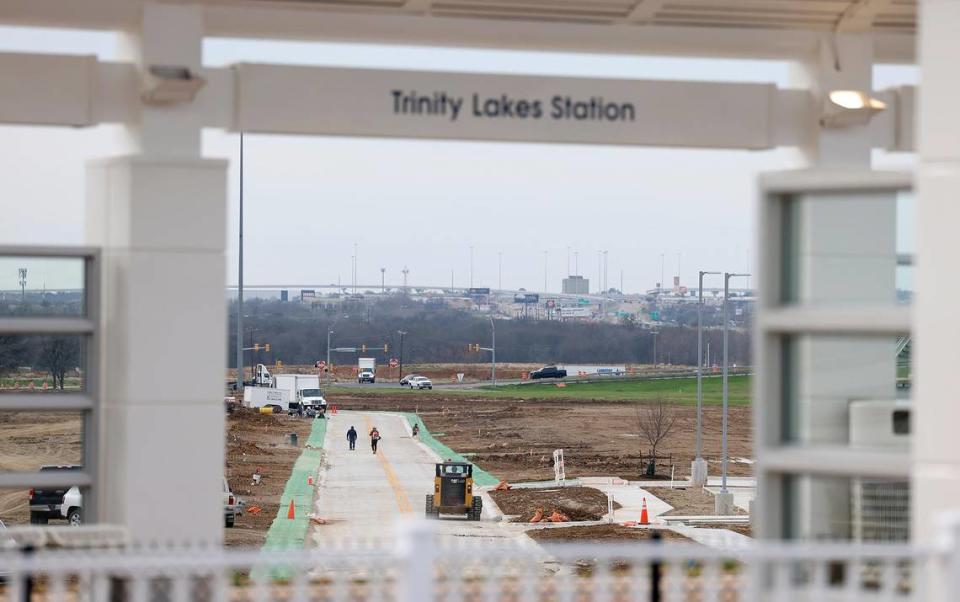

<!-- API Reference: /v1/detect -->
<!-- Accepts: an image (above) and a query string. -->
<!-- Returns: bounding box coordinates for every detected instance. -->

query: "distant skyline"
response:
[0,26,918,292]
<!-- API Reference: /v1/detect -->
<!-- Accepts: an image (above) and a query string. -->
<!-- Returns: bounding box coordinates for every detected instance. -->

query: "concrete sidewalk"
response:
[308,411,519,545]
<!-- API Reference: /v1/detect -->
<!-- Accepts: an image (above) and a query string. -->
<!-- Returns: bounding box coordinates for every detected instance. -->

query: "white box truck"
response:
[273,374,327,414]
[358,358,376,384]
[243,387,287,410]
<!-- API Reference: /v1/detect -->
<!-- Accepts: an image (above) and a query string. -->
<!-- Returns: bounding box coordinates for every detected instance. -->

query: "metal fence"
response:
[0,520,952,602]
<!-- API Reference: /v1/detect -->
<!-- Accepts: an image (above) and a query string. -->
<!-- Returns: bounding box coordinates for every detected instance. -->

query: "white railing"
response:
[0,520,953,602]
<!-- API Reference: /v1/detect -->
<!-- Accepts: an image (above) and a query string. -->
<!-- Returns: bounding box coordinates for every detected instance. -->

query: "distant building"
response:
[562,275,589,294]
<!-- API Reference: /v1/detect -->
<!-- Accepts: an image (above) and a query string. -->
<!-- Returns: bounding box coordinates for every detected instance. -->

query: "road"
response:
[308,410,519,544]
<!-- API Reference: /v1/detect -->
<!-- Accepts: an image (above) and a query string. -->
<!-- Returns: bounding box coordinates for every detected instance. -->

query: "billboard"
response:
[468,287,491,296]
[514,293,540,304]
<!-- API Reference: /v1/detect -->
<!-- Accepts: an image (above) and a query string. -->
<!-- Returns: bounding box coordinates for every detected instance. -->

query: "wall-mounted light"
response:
[820,90,887,129]
[141,65,206,106]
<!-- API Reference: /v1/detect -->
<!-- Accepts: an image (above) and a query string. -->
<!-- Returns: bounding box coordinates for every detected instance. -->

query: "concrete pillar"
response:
[784,34,897,541]
[913,0,960,545]
[86,3,228,545]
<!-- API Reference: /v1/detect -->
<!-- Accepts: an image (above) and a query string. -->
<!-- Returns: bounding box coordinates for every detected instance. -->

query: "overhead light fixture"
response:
[141,65,206,106]
[820,90,887,129]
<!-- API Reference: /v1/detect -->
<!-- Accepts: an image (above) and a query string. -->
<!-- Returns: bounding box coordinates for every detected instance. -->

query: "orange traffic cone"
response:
[331,405,338,414]
[307,475,314,486]
[287,499,296,520]
[640,498,650,525]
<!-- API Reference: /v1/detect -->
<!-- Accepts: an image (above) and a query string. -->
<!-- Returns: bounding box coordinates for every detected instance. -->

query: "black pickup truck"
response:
[29,465,81,524]
[530,365,567,380]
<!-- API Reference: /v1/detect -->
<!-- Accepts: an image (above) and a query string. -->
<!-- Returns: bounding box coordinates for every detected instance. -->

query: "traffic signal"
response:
[468,343,480,352]
[265,343,271,352]
[383,344,389,353]
[361,344,367,352]
[253,343,260,352]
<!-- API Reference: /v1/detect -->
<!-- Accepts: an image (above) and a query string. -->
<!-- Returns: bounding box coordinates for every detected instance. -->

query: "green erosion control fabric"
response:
[401,412,499,487]
[262,417,327,551]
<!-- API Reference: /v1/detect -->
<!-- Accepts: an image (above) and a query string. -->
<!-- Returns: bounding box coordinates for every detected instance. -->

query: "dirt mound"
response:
[490,486,618,522]
[527,524,690,542]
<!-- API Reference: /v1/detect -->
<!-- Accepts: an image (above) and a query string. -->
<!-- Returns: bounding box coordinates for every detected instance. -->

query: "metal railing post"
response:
[396,519,435,602]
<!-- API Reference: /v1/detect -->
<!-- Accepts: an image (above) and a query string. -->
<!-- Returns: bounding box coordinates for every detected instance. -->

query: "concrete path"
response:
[308,410,523,546]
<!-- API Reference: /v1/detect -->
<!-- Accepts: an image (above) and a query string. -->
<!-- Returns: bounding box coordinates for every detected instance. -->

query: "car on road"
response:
[399,374,420,386]
[408,376,433,390]
[358,369,376,384]
[29,465,82,525]
[530,365,567,380]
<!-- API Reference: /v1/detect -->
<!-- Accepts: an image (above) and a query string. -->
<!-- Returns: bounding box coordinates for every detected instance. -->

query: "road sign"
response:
[315,360,326,369]
[389,358,399,368]
[457,373,465,383]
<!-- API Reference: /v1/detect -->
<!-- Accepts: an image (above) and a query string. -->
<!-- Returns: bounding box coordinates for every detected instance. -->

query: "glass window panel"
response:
[0,256,85,316]
[782,335,910,448]
[780,188,911,307]
[784,475,909,542]
[0,334,87,394]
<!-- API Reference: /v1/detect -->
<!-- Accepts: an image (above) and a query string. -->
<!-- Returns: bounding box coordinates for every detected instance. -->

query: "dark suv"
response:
[530,365,567,380]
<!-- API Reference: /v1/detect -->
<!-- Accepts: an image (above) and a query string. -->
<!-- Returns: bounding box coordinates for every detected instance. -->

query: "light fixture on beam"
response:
[141,65,206,106]
[820,90,887,129]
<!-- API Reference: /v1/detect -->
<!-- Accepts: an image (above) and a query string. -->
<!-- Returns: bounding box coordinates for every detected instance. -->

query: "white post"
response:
[395,520,435,602]
[86,2,227,545]
[914,0,960,546]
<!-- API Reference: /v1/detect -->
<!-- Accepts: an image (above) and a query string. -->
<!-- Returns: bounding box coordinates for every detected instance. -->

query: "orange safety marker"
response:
[331,405,338,414]
[640,497,650,525]
[307,475,314,486]
[287,499,296,520]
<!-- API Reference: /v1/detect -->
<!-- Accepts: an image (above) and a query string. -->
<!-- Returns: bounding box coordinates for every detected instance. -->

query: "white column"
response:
[86,3,228,545]
[913,0,960,544]
[784,35,897,541]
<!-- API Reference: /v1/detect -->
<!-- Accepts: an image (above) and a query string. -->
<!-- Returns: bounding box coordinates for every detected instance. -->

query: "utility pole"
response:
[498,251,502,290]
[402,266,409,292]
[326,329,333,385]
[470,246,474,288]
[489,316,496,386]
[353,242,358,295]
[660,253,665,293]
[718,271,749,514]
[574,251,579,276]
[18,268,26,301]
[693,270,720,487]
[380,267,386,294]
[566,246,571,276]
[235,132,245,391]
[397,330,406,382]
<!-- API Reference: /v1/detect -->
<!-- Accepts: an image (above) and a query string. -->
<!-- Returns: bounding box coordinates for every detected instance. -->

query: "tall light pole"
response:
[574,251,579,276]
[326,329,333,385]
[380,267,386,294]
[498,251,502,290]
[717,272,749,515]
[543,250,548,293]
[18,268,27,301]
[397,330,407,383]
[469,246,474,288]
[489,316,496,386]
[693,270,720,487]
[235,133,245,391]
[566,246,571,276]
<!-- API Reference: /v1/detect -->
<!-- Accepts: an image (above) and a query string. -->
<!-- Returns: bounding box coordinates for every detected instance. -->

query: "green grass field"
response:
[328,374,751,406]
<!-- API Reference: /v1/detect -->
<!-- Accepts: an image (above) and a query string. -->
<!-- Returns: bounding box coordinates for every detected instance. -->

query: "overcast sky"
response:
[0,26,917,293]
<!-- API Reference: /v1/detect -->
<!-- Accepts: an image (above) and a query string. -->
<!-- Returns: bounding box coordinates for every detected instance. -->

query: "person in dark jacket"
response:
[346,426,358,450]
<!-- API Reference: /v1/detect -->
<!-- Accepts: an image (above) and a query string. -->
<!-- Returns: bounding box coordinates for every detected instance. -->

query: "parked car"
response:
[530,365,567,379]
[223,477,241,528]
[29,465,82,524]
[408,376,433,390]
[399,374,420,386]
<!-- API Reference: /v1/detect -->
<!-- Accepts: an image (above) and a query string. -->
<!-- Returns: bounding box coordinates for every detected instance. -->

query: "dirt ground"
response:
[0,412,81,525]
[654,486,747,517]
[527,524,690,543]
[490,486,618,522]
[224,408,315,547]
[328,393,752,484]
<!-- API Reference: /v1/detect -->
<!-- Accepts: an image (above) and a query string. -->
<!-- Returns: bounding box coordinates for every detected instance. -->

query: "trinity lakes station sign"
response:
[390,90,636,122]
[236,63,794,148]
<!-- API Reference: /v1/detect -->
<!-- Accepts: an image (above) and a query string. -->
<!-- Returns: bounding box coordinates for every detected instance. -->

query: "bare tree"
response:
[39,336,79,390]
[635,399,678,476]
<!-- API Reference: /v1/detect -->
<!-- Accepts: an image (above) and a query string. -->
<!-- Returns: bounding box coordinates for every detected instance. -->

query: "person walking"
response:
[369,426,381,454]
[346,426,358,451]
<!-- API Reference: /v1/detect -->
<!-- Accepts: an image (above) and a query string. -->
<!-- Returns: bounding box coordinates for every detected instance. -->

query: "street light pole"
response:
[693,270,720,487]
[235,132,245,391]
[397,330,407,383]
[326,329,333,385]
[380,268,385,294]
[489,316,496,386]
[717,272,749,515]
